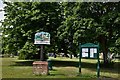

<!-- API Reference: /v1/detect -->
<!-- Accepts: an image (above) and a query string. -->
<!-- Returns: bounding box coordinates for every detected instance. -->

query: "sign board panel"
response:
[80,43,98,58]
[34,32,50,45]
[79,43,100,77]
[81,48,97,58]
[90,48,97,58]
[82,48,88,57]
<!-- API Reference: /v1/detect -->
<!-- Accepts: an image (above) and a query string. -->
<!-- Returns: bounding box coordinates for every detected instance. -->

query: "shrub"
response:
[18,41,37,59]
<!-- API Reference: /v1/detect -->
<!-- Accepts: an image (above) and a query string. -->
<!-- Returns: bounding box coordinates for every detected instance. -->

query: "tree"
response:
[57,2,77,59]
[2,2,62,60]
[58,2,120,64]
[2,2,120,63]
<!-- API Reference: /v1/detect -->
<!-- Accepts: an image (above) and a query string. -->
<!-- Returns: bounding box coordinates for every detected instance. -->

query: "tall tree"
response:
[58,2,120,63]
[2,2,62,59]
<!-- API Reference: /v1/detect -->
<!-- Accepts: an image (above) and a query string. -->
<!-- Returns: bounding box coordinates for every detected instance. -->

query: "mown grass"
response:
[1,56,120,80]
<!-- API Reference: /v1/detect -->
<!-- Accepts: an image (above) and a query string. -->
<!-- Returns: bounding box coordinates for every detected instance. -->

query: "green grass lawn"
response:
[1,56,120,80]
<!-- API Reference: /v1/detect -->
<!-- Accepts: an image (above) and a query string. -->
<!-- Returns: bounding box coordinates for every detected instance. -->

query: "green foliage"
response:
[2,2,62,59]
[2,2,120,61]
[115,38,120,54]
[57,2,120,61]
[18,41,36,59]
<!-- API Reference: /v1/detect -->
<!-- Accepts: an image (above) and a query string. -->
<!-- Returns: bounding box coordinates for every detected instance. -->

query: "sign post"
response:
[34,32,50,61]
[97,43,100,78]
[79,43,82,73]
[40,45,44,61]
[79,43,100,78]
[33,32,50,75]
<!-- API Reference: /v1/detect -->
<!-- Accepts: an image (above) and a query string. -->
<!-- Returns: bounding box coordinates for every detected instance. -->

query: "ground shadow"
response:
[48,73,65,76]
[11,60,34,66]
[100,61,120,75]
[10,59,120,75]
[52,60,120,75]
[52,60,97,68]
[10,59,97,70]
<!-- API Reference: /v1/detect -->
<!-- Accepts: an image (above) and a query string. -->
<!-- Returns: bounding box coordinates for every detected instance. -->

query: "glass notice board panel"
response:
[82,48,88,57]
[90,48,97,58]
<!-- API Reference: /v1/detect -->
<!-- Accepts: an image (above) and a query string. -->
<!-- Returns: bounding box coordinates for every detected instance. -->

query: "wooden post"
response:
[40,45,44,61]
[97,44,100,78]
[79,43,81,73]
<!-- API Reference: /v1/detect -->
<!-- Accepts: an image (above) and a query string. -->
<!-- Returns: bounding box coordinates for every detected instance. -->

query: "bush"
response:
[18,41,37,59]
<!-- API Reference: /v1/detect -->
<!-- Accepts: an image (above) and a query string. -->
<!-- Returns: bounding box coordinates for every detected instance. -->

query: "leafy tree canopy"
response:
[2,2,120,63]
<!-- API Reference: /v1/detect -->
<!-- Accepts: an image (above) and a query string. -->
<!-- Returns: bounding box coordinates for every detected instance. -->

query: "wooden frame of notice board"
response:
[79,43,100,78]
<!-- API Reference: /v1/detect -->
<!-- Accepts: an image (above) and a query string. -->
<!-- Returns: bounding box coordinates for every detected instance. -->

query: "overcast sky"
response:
[0,0,5,21]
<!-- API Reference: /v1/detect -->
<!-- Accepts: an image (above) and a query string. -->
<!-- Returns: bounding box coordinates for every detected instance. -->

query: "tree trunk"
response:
[53,53,56,58]
[53,47,57,58]
[99,35,108,64]
[70,54,72,59]
[103,46,108,64]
